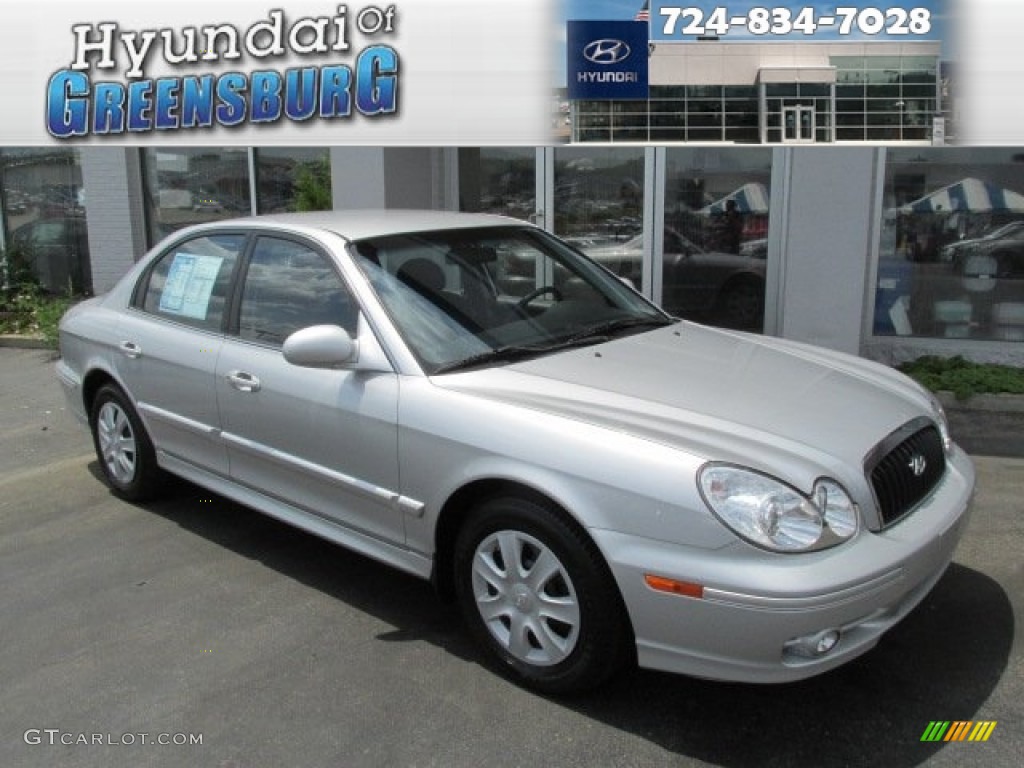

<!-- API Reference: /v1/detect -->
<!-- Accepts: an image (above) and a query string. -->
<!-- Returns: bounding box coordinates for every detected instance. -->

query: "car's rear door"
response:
[215,233,404,544]
[116,232,246,477]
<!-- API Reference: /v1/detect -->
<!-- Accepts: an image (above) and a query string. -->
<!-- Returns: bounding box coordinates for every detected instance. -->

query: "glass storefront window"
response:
[831,54,940,143]
[662,149,772,331]
[554,147,645,286]
[142,148,251,244]
[724,86,757,99]
[1,148,90,295]
[458,148,536,221]
[255,148,331,214]
[649,86,686,99]
[874,149,1024,342]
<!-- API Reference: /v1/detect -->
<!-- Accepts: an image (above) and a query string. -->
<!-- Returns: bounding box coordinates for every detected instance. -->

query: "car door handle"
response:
[119,341,142,359]
[226,370,261,393]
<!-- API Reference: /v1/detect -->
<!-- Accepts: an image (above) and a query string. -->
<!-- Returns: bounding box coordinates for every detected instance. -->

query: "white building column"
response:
[330,148,449,211]
[80,148,147,293]
[766,147,883,355]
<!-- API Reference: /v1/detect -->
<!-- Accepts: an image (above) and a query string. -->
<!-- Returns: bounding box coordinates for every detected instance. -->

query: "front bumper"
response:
[594,445,975,683]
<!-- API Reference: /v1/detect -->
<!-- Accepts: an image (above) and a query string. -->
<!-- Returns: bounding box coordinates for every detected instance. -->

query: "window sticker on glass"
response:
[159,253,224,320]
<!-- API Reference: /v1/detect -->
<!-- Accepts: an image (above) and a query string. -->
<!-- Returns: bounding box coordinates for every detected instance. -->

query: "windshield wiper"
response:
[564,315,676,344]
[433,336,612,374]
[434,317,674,374]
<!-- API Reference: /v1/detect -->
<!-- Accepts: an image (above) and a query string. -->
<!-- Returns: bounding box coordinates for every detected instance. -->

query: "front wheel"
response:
[89,384,166,501]
[453,496,631,693]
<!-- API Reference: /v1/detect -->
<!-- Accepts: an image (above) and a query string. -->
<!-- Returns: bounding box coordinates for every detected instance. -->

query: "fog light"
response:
[783,629,841,659]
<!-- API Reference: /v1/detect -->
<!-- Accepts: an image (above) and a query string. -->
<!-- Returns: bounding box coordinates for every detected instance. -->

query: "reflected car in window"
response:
[582,229,767,329]
[940,220,1024,265]
[57,211,974,693]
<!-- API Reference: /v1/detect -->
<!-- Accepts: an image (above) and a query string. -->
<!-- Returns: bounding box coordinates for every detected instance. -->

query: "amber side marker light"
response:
[644,574,704,599]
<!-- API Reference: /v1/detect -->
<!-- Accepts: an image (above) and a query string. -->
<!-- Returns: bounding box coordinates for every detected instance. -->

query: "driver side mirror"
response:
[282,315,393,372]
[282,325,357,368]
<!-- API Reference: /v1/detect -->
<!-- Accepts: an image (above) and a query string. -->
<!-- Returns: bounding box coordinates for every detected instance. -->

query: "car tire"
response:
[453,495,631,694]
[89,384,166,502]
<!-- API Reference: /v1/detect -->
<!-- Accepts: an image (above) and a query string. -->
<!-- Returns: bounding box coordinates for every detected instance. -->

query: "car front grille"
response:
[867,420,946,528]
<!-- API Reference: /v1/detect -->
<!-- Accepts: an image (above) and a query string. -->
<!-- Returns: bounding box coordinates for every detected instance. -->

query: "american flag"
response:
[634,1,650,22]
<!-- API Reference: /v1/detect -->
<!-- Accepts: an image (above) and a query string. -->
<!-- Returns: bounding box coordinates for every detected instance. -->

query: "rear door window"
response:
[138,234,245,331]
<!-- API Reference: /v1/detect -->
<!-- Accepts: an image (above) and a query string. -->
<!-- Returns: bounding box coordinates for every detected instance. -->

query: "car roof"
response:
[191,209,531,242]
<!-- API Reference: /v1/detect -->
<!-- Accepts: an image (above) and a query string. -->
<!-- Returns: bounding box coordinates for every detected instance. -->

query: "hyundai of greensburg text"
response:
[57,211,974,693]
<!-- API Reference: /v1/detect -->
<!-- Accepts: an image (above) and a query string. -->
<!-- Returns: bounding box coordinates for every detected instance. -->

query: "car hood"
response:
[432,323,934,488]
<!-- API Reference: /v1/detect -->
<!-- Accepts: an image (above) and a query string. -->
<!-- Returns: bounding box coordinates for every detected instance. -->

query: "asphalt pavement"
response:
[1,347,1021,768]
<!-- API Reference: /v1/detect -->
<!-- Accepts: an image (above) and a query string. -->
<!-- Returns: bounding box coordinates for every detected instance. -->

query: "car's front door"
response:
[117,232,245,477]
[215,234,404,544]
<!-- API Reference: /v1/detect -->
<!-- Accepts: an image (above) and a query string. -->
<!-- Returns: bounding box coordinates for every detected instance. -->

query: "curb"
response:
[936,391,1024,414]
[0,335,50,350]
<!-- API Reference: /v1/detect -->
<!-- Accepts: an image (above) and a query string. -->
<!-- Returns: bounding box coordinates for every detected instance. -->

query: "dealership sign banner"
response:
[0,0,553,144]
[647,1,945,42]
[567,20,650,100]
[1,0,1024,143]
[46,7,400,138]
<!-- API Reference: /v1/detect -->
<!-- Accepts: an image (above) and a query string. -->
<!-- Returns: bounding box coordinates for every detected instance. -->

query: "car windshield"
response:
[350,225,673,374]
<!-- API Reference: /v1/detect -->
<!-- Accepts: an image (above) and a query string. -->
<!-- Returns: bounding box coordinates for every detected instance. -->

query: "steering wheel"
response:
[516,285,562,310]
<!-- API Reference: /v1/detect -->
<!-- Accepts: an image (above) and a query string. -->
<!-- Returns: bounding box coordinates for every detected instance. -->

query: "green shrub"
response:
[1,243,75,350]
[898,355,1024,400]
[0,281,72,350]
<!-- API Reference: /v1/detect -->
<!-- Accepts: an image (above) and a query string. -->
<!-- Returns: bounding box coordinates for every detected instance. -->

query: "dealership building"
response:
[573,40,944,144]
[1,144,1021,367]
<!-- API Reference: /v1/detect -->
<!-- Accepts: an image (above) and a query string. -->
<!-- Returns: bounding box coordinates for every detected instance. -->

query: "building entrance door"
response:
[783,105,815,143]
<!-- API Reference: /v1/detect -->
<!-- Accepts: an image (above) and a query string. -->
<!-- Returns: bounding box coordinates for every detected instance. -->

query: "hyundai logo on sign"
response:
[583,39,632,65]
[568,20,649,100]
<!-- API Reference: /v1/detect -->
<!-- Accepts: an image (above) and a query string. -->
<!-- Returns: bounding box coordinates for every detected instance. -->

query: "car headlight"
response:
[927,394,953,454]
[698,465,859,552]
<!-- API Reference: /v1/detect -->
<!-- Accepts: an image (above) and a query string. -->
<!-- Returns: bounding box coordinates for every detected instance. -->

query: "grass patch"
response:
[0,283,73,350]
[899,355,1024,401]
[2,242,79,351]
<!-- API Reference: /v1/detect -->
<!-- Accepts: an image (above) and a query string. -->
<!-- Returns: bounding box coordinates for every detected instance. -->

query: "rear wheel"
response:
[89,384,166,501]
[453,495,631,693]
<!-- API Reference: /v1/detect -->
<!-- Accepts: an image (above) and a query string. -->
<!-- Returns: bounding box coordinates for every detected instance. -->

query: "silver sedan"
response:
[57,211,974,693]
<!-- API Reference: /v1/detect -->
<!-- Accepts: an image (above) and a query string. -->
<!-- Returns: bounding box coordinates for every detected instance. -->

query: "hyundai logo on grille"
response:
[583,39,631,65]
[908,454,927,477]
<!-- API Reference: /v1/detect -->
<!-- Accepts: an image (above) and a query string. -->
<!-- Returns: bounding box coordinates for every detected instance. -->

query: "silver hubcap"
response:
[471,530,581,666]
[97,401,137,485]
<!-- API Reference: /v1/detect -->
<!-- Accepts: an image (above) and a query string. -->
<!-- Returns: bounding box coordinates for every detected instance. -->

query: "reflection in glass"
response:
[458,148,536,221]
[661,149,772,331]
[830,54,940,142]
[256,148,331,214]
[875,149,1024,342]
[142,148,251,244]
[1,148,90,294]
[553,147,645,285]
